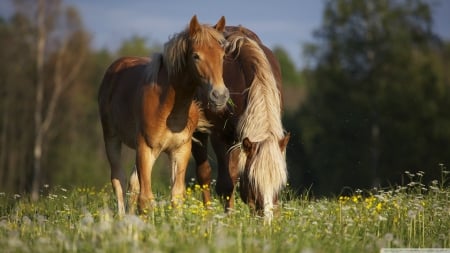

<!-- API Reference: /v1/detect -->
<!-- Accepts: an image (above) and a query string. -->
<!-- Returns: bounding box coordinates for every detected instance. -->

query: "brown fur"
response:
[192,26,290,220]
[98,16,228,215]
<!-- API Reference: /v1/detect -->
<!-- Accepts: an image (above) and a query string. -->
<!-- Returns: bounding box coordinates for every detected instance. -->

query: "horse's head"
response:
[240,132,290,216]
[187,15,229,112]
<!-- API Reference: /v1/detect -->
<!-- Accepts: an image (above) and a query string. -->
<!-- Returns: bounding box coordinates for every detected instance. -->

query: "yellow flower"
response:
[376,202,382,212]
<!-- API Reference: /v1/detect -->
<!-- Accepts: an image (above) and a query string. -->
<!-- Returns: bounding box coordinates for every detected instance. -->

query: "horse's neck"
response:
[165,73,197,132]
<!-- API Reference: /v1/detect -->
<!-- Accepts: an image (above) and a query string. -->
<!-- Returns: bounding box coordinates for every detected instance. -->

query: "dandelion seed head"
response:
[22,216,31,225]
[407,210,417,218]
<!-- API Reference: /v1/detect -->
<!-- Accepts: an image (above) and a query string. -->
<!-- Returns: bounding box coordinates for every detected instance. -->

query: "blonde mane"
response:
[163,24,226,77]
[228,34,287,217]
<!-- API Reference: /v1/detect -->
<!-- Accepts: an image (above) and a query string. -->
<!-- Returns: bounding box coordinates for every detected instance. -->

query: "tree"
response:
[117,35,161,57]
[31,0,90,200]
[273,46,307,112]
[273,46,302,86]
[0,13,35,193]
[290,0,450,195]
[0,0,90,196]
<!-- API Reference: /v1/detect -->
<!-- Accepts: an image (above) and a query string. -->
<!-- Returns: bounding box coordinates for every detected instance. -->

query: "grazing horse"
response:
[192,26,290,221]
[98,15,229,215]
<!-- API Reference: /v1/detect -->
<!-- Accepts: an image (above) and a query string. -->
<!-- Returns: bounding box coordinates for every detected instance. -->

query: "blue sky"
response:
[1,0,449,68]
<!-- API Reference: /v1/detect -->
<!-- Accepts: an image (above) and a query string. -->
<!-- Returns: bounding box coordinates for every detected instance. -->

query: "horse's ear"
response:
[189,15,201,36]
[279,132,290,151]
[214,16,226,32]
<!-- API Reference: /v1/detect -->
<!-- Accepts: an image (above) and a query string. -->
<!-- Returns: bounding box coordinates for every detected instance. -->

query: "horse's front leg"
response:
[170,141,191,208]
[136,134,157,213]
[226,147,240,211]
[192,132,212,206]
[211,135,239,212]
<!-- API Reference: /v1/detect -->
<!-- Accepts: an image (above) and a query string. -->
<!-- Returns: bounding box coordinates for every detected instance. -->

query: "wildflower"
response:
[376,202,382,212]
[365,196,375,209]
[378,215,387,221]
[339,196,349,203]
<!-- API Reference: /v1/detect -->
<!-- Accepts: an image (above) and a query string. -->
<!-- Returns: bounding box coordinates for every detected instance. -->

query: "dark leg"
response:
[211,133,237,212]
[192,132,212,206]
[104,136,126,215]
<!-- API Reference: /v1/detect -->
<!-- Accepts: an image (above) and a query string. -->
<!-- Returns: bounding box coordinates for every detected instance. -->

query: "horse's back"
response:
[223,26,282,108]
[224,26,262,44]
[98,56,150,148]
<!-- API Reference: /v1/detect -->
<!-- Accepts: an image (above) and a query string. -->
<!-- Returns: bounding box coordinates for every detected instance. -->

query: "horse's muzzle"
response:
[208,86,230,111]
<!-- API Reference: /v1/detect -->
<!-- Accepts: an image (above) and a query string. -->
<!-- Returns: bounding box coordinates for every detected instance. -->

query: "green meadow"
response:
[1,170,449,253]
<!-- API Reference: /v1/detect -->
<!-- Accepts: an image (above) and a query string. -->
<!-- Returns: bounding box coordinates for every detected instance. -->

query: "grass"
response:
[0,169,449,253]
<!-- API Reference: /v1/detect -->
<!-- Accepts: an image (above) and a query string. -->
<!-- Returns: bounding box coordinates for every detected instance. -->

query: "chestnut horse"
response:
[192,26,290,221]
[98,16,229,215]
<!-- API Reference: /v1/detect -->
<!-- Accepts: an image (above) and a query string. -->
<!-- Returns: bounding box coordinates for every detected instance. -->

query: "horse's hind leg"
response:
[192,132,212,206]
[104,136,126,215]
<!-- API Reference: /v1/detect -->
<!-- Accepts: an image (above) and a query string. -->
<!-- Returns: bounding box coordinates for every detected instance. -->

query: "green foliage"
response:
[0,171,449,252]
[0,1,166,193]
[117,35,161,57]
[287,0,450,194]
[273,46,303,86]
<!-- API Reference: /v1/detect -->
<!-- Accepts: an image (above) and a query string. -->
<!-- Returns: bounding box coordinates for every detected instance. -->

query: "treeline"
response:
[0,0,161,196]
[0,0,449,197]
[283,0,450,195]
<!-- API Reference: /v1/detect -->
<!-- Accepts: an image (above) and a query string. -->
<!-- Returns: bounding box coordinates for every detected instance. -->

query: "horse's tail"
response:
[98,59,116,109]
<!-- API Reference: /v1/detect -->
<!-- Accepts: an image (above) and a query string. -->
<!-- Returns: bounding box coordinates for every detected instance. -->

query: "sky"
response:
[1,0,449,68]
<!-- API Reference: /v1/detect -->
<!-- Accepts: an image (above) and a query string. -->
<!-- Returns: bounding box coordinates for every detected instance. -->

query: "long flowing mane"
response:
[228,34,287,215]
[163,25,226,77]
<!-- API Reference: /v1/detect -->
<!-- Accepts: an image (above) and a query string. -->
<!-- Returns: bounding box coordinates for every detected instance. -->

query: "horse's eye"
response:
[193,53,200,61]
